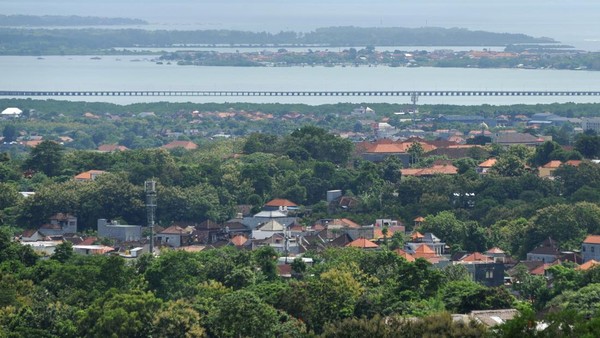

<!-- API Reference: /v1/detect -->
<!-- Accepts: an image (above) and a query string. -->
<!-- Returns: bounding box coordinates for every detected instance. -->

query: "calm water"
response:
[3,0,600,51]
[1,55,600,105]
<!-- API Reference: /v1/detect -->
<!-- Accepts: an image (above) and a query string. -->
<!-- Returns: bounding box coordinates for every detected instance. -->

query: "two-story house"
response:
[582,235,600,262]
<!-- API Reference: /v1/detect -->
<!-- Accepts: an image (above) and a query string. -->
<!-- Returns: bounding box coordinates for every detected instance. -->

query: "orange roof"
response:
[162,141,198,150]
[413,244,437,258]
[411,231,425,240]
[80,237,97,246]
[325,218,361,229]
[367,143,406,153]
[346,237,379,249]
[577,260,600,271]
[414,216,425,222]
[264,198,298,207]
[478,158,497,168]
[74,170,106,181]
[400,168,423,176]
[394,249,416,262]
[460,252,494,263]
[542,160,563,169]
[565,160,582,167]
[583,235,600,244]
[230,235,248,246]
[98,144,128,152]
[398,141,437,153]
[530,263,554,275]
[486,247,505,254]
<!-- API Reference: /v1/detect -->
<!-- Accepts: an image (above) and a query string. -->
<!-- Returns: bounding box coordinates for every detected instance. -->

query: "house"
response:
[20,229,44,242]
[194,220,223,244]
[98,144,128,152]
[582,235,600,262]
[97,219,142,242]
[401,164,458,177]
[527,238,561,263]
[161,140,198,150]
[345,237,379,250]
[454,252,505,287]
[477,158,497,174]
[155,224,195,248]
[38,213,78,236]
[1,107,22,119]
[263,198,298,213]
[252,219,286,240]
[492,132,545,147]
[73,245,114,255]
[437,115,496,127]
[538,160,581,178]
[576,259,600,271]
[394,248,416,262]
[485,247,507,263]
[74,170,106,181]
[22,240,61,256]
[229,235,249,248]
[241,211,297,232]
[468,309,519,327]
[406,232,446,256]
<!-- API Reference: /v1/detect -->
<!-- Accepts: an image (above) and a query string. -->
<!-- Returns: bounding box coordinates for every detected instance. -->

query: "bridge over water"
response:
[1,90,600,97]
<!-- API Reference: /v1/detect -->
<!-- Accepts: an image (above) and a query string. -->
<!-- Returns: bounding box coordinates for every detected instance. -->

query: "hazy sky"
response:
[3,0,600,49]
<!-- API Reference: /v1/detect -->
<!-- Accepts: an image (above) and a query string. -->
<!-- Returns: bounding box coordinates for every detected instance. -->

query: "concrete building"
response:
[97,219,142,242]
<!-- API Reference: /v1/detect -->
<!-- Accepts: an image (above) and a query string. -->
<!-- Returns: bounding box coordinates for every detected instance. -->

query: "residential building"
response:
[582,235,600,262]
[492,132,545,147]
[38,213,78,236]
[155,224,195,248]
[161,140,198,150]
[74,170,106,181]
[527,238,560,263]
[98,144,128,152]
[477,158,497,174]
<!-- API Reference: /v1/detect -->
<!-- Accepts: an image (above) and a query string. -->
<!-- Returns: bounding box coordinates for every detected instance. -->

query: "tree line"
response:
[0,26,554,55]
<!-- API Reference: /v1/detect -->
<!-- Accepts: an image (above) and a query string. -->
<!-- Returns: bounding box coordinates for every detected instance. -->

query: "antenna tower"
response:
[145,180,157,255]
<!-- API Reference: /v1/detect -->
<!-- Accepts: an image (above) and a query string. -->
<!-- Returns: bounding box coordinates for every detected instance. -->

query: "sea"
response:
[2,0,600,106]
[1,55,599,106]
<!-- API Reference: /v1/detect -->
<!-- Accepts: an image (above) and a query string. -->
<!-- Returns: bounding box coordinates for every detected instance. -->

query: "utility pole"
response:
[145,180,157,255]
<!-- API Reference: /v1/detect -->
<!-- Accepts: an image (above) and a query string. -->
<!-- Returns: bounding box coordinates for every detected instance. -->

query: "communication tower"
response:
[145,180,157,254]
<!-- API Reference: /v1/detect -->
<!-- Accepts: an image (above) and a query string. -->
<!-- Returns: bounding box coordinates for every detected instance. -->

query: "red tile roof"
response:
[486,247,505,254]
[401,164,458,177]
[460,252,494,263]
[264,198,298,207]
[346,237,379,249]
[413,244,436,258]
[74,170,106,181]
[162,141,198,150]
[542,160,563,169]
[394,249,416,262]
[583,235,600,244]
[230,235,248,246]
[478,158,497,168]
[98,144,128,152]
[577,260,600,271]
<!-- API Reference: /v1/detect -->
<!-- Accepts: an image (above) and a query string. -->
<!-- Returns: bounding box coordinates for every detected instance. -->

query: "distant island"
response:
[0,26,558,55]
[0,15,147,27]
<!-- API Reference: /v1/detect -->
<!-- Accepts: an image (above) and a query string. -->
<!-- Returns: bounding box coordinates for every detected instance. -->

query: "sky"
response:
[3,0,600,50]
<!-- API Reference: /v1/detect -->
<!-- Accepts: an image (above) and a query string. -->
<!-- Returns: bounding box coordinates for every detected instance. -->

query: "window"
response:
[583,246,586,252]
[593,246,595,253]
[486,270,494,279]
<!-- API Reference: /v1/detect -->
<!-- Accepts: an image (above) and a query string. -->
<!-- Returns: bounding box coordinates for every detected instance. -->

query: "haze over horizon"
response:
[3,0,600,50]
